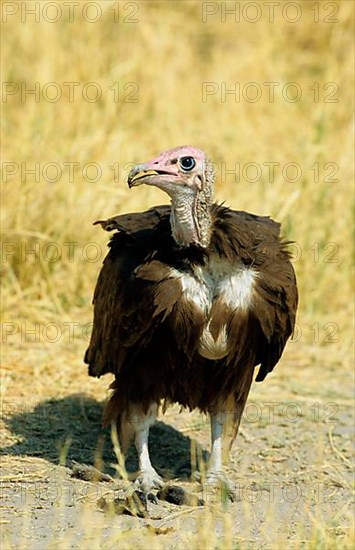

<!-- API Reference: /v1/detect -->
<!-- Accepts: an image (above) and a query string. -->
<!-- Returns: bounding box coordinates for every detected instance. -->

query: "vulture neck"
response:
[170,187,213,249]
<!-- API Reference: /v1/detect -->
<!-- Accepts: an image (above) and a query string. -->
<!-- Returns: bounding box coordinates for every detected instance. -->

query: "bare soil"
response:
[1,340,353,549]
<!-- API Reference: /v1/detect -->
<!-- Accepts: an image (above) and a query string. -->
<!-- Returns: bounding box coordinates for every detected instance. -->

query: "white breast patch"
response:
[170,257,257,360]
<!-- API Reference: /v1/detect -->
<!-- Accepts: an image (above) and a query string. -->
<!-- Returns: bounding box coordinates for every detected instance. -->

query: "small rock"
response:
[70,461,113,483]
[157,485,204,506]
[97,489,149,518]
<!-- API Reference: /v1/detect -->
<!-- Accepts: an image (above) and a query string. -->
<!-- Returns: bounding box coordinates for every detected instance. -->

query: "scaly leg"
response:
[123,403,163,492]
[206,411,235,501]
[208,411,224,474]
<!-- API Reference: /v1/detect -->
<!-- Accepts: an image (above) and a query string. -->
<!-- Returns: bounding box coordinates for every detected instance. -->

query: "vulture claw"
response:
[204,471,236,503]
[134,469,164,493]
[147,492,159,505]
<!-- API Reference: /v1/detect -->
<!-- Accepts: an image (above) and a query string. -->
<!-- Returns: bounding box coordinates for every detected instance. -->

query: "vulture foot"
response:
[134,468,164,493]
[204,471,236,502]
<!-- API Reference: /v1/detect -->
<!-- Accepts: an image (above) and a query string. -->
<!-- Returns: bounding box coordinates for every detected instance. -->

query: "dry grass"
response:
[1,1,354,548]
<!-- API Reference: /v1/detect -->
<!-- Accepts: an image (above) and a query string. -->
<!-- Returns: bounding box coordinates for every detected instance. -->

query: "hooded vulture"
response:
[84,146,298,496]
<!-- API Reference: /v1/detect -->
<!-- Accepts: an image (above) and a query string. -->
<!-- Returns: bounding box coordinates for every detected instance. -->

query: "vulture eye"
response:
[179,156,196,172]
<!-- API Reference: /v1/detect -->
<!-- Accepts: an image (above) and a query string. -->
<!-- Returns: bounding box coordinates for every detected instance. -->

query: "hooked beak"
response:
[128,167,160,188]
[127,162,177,188]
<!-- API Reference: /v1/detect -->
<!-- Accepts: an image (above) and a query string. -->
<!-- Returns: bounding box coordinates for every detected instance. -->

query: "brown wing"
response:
[84,206,184,378]
[211,205,298,382]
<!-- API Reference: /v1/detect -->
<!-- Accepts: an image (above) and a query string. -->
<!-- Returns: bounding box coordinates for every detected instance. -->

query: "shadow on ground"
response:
[1,394,207,480]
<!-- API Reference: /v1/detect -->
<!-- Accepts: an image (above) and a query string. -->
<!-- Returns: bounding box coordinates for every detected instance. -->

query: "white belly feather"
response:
[170,257,257,360]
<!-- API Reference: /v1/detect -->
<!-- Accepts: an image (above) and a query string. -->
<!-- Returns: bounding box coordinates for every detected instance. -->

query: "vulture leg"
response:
[206,412,235,501]
[208,411,224,474]
[206,380,253,501]
[124,403,163,492]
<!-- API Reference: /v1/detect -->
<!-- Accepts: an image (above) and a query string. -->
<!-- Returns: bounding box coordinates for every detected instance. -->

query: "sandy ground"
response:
[0,338,353,549]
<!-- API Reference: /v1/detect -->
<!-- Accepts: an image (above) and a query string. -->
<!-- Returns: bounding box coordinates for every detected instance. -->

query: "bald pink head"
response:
[127,146,212,196]
[127,146,214,247]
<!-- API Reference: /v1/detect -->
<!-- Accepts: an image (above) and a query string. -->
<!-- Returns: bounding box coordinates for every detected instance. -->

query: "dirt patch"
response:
[1,345,354,549]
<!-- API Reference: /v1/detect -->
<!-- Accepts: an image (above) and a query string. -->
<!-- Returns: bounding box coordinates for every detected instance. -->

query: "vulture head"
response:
[128,146,214,248]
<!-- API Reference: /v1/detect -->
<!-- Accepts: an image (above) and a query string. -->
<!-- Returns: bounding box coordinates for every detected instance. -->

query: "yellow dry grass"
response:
[1,1,354,549]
